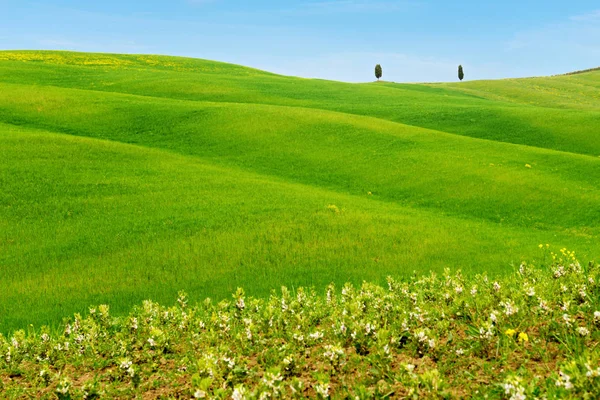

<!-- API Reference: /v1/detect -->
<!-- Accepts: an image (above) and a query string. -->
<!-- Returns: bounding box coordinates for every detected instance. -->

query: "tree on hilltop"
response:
[375,64,382,81]
[458,65,464,81]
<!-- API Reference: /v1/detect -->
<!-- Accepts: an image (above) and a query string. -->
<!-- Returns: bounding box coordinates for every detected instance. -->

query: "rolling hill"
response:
[1,50,599,331]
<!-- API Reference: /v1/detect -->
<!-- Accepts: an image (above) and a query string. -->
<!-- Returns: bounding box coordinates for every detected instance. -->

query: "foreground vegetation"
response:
[1,249,598,398]
[1,51,600,331]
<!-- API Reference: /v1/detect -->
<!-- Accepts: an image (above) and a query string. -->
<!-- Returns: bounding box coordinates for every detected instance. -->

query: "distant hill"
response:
[1,50,600,332]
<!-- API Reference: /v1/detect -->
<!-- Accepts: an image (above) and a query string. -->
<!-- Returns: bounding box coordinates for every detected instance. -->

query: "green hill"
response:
[1,51,599,331]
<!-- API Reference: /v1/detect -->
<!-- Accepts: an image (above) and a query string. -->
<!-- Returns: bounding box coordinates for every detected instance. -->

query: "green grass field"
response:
[1,50,600,332]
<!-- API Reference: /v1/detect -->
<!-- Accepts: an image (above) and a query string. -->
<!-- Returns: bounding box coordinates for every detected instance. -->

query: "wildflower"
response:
[586,363,600,378]
[56,378,71,395]
[562,314,572,327]
[470,286,478,296]
[556,371,573,390]
[131,317,138,330]
[293,333,304,342]
[505,329,517,338]
[594,311,600,322]
[415,330,427,343]
[500,300,518,316]
[236,297,245,311]
[428,338,436,349]
[120,359,132,370]
[456,348,464,355]
[283,355,294,370]
[493,282,501,292]
[223,357,235,369]
[194,389,207,398]
[262,372,283,390]
[490,311,498,323]
[147,338,156,347]
[525,286,535,297]
[577,327,590,337]
[480,323,494,340]
[518,332,529,343]
[455,285,464,294]
[578,285,587,299]
[560,284,568,293]
[538,299,551,313]
[232,385,248,400]
[41,333,50,342]
[406,364,416,373]
[502,376,526,400]
[309,331,324,340]
[315,383,330,398]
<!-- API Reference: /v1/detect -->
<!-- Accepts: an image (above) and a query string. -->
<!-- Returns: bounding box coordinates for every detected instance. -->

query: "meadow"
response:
[1,248,599,398]
[1,51,600,334]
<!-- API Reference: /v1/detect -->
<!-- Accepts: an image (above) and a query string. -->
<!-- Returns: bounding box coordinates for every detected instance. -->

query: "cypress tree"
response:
[458,65,464,81]
[375,64,382,81]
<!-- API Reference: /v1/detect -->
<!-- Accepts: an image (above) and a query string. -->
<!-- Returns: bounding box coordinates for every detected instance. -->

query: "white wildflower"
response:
[120,359,132,370]
[586,363,600,378]
[223,357,235,369]
[493,282,501,292]
[525,286,535,297]
[556,371,573,390]
[538,299,551,313]
[577,327,590,337]
[315,383,330,398]
[490,311,498,323]
[236,297,245,311]
[232,385,248,400]
[500,300,518,316]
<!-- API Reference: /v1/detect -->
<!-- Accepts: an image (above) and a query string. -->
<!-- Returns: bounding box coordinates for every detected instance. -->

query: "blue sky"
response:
[1,0,599,82]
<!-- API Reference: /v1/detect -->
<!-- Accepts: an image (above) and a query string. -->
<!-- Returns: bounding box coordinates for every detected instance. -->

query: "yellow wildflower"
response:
[505,329,517,337]
[518,332,529,343]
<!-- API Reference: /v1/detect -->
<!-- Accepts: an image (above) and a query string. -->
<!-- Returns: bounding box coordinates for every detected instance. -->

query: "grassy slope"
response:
[1,51,600,331]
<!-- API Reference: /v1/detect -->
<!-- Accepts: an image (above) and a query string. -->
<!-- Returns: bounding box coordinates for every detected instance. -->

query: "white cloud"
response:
[570,10,600,22]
